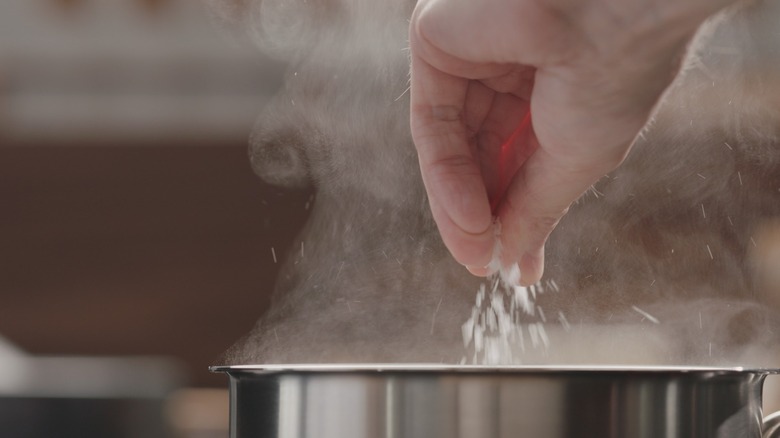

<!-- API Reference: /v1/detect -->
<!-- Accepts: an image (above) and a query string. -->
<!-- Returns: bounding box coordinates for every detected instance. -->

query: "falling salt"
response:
[514,285,534,315]
[474,325,484,352]
[536,323,550,348]
[462,268,552,364]
[394,84,411,102]
[724,141,733,150]
[699,312,703,330]
[301,241,305,258]
[271,247,277,263]
[428,295,442,333]
[558,312,571,332]
[706,244,714,259]
[487,309,498,331]
[501,263,521,286]
[737,171,743,186]
[632,305,660,324]
[697,173,707,180]
[701,203,706,219]
[516,325,526,352]
[528,323,540,348]
[460,223,557,364]
[750,236,757,247]
[461,316,475,347]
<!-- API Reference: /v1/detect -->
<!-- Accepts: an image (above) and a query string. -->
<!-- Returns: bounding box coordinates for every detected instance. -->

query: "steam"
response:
[207,0,780,368]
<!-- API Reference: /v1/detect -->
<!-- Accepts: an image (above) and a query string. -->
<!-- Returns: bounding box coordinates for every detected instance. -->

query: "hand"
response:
[409,0,731,285]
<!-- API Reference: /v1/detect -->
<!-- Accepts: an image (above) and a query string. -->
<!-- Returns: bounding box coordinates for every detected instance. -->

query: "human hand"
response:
[409,0,734,285]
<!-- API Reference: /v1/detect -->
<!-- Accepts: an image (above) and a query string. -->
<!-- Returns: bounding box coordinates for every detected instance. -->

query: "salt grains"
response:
[460,223,561,364]
[461,263,556,365]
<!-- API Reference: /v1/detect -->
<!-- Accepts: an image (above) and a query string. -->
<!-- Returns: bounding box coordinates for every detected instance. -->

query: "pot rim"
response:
[210,364,780,374]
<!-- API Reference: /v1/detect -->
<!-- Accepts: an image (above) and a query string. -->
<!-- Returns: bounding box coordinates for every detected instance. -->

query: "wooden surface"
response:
[0,144,310,386]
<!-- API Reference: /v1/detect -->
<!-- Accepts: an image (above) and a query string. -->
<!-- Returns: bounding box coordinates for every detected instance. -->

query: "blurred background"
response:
[0,0,310,436]
[2,1,779,437]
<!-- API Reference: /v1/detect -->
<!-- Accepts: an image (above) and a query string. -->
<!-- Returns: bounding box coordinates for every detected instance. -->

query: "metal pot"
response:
[212,364,780,438]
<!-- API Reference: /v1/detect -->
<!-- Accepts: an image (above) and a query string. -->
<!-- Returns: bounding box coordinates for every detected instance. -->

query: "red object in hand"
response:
[490,112,534,215]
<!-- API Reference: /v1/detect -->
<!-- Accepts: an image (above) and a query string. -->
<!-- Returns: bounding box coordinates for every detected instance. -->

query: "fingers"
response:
[409,30,495,270]
[409,0,715,286]
[413,0,571,67]
[410,0,558,275]
[496,142,625,286]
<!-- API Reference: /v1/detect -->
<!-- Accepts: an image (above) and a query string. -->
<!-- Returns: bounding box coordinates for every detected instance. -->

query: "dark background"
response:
[0,0,302,387]
[0,145,310,387]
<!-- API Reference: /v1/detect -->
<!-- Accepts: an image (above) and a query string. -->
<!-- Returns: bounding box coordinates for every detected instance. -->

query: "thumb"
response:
[497,138,628,286]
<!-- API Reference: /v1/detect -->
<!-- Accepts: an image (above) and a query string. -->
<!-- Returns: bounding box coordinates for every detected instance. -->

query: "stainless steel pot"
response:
[212,364,780,438]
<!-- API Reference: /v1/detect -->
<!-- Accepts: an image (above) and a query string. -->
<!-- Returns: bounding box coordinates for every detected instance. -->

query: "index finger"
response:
[409,35,494,269]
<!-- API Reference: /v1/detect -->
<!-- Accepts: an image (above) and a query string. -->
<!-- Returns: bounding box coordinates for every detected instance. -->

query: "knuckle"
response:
[428,153,480,179]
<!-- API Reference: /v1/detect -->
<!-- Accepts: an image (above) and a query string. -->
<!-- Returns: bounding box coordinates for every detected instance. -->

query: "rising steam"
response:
[206,0,780,368]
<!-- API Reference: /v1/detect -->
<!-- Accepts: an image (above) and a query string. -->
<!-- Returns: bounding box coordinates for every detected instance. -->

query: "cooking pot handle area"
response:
[765,411,780,438]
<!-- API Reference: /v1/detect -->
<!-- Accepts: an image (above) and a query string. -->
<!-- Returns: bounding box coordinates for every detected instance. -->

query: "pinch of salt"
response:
[501,263,522,286]
[486,340,501,364]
